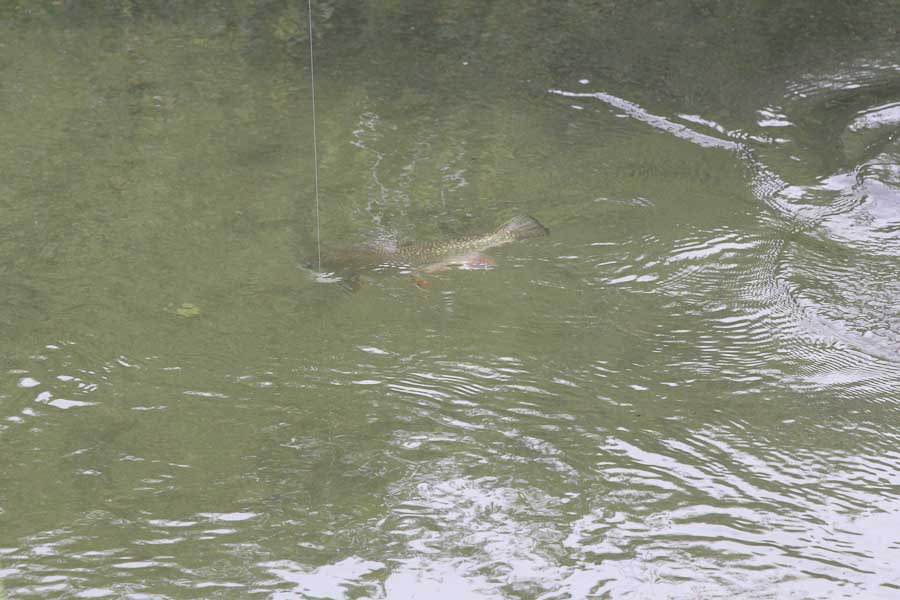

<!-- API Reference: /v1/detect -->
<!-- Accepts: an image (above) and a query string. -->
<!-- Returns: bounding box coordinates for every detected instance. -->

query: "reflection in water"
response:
[552,58,900,371]
[14,345,898,568]
[4,327,900,596]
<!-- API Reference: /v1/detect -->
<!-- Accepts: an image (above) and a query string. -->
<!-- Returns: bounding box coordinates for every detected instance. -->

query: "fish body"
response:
[313,214,549,287]
[360,214,549,272]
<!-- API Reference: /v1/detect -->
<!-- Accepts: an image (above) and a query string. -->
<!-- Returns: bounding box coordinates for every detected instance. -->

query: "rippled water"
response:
[2,2,900,598]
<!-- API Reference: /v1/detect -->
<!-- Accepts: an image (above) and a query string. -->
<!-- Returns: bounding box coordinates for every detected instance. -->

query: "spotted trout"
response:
[312,214,549,288]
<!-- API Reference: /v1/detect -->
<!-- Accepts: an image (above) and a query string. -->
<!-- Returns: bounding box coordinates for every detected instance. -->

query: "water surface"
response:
[2,2,900,598]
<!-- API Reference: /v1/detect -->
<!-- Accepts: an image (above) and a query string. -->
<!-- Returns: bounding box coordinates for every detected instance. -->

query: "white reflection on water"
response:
[2,335,899,597]
[383,470,600,598]
[551,74,900,369]
[263,557,384,599]
[550,89,740,150]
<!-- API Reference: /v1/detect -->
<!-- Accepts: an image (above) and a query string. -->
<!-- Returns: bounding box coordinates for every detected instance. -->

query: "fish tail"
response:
[496,214,549,240]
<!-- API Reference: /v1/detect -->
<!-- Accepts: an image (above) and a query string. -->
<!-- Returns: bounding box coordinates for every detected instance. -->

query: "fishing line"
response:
[307,0,322,271]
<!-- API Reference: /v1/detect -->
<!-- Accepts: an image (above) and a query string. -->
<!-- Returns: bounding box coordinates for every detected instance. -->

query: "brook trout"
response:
[313,214,549,287]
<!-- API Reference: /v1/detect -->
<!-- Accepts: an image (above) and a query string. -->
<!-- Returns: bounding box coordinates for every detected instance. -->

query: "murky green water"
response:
[2,2,900,598]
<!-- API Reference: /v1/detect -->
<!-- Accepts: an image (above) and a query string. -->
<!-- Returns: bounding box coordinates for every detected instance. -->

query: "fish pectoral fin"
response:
[459,253,496,270]
[421,253,496,273]
[412,274,432,290]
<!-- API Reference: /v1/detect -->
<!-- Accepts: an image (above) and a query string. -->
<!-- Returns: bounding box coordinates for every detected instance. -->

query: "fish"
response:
[310,214,549,289]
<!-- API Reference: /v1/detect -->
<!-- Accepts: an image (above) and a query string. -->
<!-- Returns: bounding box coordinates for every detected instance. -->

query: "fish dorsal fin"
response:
[496,215,550,240]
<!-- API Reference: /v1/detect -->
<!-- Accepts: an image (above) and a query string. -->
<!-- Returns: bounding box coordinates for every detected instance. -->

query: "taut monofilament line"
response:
[307,0,322,271]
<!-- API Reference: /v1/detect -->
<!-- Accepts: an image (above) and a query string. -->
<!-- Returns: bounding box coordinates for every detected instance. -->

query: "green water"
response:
[2,2,899,598]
